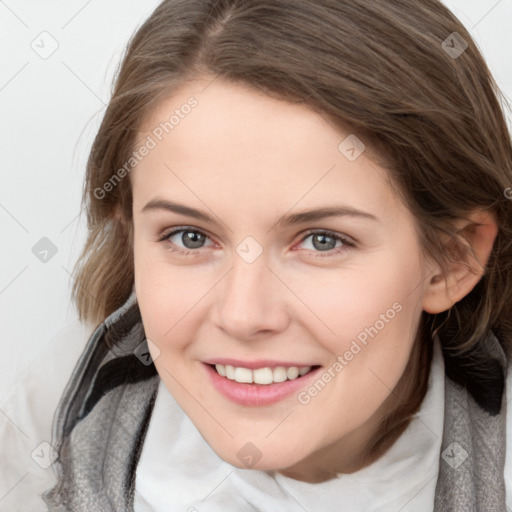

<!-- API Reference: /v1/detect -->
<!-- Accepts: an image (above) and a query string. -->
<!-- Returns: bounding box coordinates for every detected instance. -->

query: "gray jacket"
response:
[42,294,509,511]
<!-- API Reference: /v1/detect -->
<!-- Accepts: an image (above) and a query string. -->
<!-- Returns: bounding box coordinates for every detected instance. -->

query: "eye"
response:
[158,227,355,258]
[296,230,354,257]
[159,227,215,254]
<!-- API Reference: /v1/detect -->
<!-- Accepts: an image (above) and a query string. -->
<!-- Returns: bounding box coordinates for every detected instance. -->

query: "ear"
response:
[422,209,498,314]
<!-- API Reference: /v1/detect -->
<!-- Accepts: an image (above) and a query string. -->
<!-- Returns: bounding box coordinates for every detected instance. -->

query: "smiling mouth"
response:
[208,363,321,385]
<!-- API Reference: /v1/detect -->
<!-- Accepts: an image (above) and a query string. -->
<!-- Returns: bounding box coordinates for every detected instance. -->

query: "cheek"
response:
[134,233,179,340]
[133,238,214,348]
[330,264,423,413]
[293,249,422,347]
[295,249,423,402]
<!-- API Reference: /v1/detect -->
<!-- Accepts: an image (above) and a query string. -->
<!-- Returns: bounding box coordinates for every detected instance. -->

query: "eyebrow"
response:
[141,199,378,226]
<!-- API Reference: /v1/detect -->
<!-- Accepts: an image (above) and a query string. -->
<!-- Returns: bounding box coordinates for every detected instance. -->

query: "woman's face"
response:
[131,76,435,481]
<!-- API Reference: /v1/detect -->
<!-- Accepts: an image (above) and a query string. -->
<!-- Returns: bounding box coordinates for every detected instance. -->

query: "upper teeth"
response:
[215,364,312,385]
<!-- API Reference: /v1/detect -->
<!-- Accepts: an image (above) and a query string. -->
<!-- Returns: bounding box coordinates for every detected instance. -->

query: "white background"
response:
[1,0,511,401]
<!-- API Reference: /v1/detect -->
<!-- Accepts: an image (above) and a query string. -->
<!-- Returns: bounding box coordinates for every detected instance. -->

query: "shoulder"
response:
[0,317,96,510]
[505,356,512,510]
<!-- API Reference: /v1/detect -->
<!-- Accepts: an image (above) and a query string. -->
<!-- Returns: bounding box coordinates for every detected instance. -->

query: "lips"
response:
[203,362,323,406]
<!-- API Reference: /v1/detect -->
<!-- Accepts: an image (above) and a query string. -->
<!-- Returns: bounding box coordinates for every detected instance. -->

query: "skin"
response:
[130,76,497,482]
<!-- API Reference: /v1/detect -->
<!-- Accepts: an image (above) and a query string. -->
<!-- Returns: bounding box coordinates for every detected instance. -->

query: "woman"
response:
[42,0,512,510]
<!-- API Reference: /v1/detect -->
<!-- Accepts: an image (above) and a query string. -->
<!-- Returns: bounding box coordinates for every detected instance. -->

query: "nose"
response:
[212,252,290,341]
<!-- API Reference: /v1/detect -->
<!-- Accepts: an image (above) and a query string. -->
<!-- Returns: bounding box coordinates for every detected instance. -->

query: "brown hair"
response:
[73,0,512,465]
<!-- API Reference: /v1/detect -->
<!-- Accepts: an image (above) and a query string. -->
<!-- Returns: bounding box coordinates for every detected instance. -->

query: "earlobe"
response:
[422,209,498,314]
[422,271,454,315]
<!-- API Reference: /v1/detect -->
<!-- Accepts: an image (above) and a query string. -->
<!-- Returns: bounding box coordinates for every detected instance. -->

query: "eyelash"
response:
[157,227,355,258]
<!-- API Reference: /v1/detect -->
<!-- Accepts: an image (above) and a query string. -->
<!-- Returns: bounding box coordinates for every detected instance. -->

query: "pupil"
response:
[182,231,205,249]
[312,234,335,251]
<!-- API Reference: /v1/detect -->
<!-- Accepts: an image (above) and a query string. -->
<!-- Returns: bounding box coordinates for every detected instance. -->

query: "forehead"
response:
[133,78,405,224]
